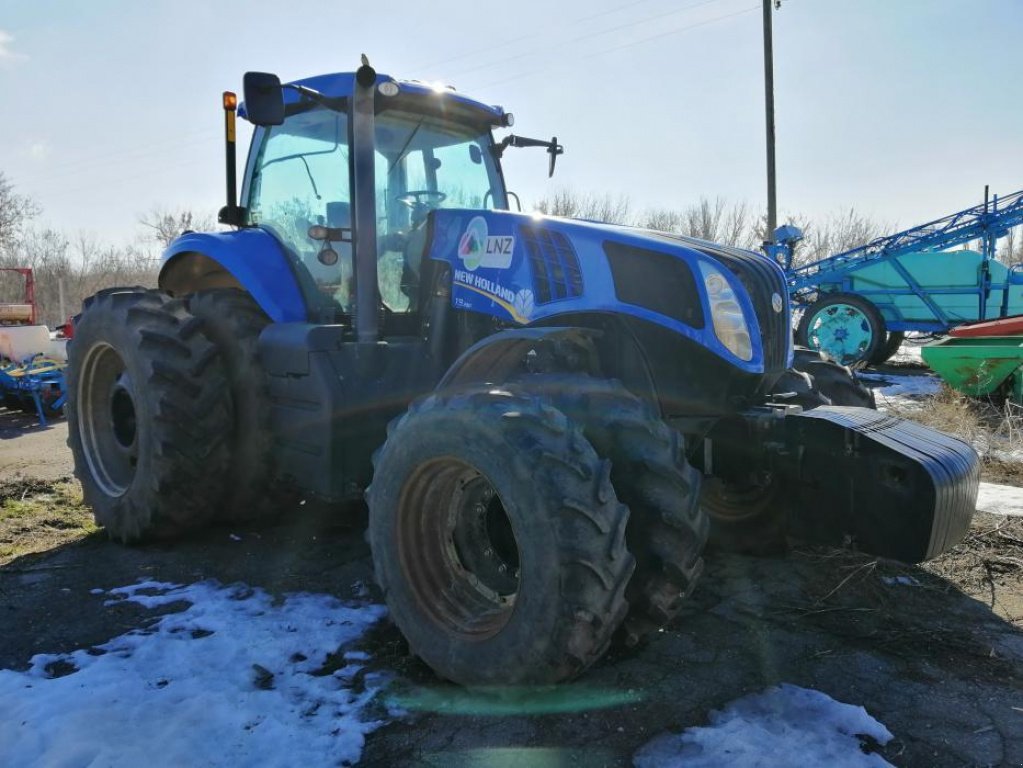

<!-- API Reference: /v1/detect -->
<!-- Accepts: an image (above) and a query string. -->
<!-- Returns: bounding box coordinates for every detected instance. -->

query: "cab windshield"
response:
[375,109,506,311]
[245,103,506,317]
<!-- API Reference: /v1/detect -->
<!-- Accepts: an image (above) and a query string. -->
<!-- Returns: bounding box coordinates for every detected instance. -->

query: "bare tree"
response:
[781,209,893,268]
[639,208,683,233]
[0,172,41,255]
[534,189,632,225]
[139,207,216,249]
[1001,225,1023,265]
[0,227,159,328]
[640,197,757,249]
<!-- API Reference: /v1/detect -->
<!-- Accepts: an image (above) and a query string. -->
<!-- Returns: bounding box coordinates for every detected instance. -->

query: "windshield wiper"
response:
[388,118,425,175]
[282,84,347,115]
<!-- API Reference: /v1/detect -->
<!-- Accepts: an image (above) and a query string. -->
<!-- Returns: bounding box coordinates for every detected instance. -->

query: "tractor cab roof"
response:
[238,71,509,128]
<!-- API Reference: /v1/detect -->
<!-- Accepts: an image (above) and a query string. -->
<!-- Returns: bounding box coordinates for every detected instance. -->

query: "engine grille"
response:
[603,241,704,329]
[519,224,583,305]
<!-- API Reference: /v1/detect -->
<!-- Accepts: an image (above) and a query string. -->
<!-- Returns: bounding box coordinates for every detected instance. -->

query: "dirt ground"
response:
[0,410,73,482]
[3,409,1023,767]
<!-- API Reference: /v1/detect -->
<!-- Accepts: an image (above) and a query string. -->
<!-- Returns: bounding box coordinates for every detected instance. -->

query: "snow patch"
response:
[881,575,921,587]
[634,684,893,768]
[858,371,943,412]
[977,482,1023,517]
[0,580,389,767]
[889,343,924,365]
[858,370,942,415]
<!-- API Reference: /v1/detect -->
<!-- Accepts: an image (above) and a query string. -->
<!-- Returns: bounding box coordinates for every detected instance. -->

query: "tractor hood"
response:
[425,209,792,375]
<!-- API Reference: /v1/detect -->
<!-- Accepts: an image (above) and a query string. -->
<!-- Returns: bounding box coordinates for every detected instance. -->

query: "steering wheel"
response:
[396,190,447,209]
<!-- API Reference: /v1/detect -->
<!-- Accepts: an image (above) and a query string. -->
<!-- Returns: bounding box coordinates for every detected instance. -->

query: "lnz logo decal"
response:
[457,216,515,271]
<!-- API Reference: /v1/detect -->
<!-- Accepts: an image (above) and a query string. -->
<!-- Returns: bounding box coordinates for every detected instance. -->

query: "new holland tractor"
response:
[66,61,980,686]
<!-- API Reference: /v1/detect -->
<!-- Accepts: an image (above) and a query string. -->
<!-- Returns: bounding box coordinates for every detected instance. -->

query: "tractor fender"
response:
[159,229,307,323]
[437,327,603,393]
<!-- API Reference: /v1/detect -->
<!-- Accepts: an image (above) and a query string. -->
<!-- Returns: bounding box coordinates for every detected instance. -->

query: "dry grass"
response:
[0,479,98,565]
[885,383,1023,484]
[923,513,1023,592]
[886,384,985,441]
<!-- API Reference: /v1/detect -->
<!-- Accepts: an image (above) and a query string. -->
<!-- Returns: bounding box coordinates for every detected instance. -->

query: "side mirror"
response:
[243,72,285,126]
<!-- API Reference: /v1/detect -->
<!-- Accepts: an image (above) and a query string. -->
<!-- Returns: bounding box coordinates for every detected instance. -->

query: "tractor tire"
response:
[187,289,285,522]
[870,331,906,365]
[507,374,708,646]
[792,346,875,408]
[66,289,231,542]
[768,368,830,410]
[795,292,886,367]
[367,388,635,686]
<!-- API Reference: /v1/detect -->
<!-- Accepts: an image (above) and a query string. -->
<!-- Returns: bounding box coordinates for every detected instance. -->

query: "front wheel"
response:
[507,375,707,645]
[701,475,787,556]
[795,293,886,367]
[367,389,635,686]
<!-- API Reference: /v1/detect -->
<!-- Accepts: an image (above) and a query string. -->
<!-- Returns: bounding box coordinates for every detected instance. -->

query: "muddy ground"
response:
[2,409,1023,767]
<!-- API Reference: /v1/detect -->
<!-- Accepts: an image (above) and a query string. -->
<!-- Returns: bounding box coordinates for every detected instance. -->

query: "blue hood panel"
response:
[426,210,791,373]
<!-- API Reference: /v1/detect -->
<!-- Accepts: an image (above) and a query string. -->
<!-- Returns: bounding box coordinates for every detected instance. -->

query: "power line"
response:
[448,0,729,80]
[24,129,220,188]
[36,155,210,202]
[469,4,758,93]
[409,0,661,75]
[21,1,746,205]
[582,3,756,60]
[571,0,725,44]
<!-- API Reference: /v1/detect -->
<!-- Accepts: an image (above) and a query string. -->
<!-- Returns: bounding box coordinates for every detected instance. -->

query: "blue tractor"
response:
[66,61,980,686]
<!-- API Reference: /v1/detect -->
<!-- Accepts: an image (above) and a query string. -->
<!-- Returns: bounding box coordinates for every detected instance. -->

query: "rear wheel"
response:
[187,289,286,522]
[796,293,885,367]
[367,389,635,685]
[66,289,231,541]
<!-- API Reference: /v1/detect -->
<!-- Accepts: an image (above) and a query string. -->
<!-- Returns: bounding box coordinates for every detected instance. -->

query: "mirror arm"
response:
[493,134,564,177]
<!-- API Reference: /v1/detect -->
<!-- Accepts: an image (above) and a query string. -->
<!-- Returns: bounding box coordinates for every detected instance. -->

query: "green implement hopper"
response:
[921,336,1023,401]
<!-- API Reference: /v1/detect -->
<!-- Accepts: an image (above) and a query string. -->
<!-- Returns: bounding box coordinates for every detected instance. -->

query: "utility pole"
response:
[762,0,778,244]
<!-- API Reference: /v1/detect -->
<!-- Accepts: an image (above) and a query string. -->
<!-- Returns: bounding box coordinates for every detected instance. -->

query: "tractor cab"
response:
[228,66,558,334]
[241,75,509,322]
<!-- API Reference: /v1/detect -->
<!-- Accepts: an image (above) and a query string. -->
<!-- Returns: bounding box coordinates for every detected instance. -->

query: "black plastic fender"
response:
[437,326,601,392]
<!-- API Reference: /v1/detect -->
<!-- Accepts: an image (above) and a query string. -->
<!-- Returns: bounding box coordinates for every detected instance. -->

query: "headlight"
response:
[698,261,754,362]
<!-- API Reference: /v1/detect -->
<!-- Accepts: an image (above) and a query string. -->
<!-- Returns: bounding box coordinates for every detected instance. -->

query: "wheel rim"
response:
[702,475,777,523]
[77,343,140,496]
[397,458,519,639]
[806,303,875,365]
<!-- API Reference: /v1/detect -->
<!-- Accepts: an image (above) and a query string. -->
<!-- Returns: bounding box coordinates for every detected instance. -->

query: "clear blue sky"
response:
[1,0,1021,244]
